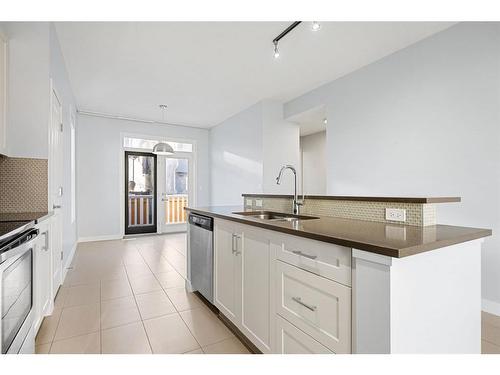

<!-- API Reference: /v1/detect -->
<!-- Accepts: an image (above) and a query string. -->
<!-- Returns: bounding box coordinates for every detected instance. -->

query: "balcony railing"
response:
[165,194,188,224]
[128,194,154,227]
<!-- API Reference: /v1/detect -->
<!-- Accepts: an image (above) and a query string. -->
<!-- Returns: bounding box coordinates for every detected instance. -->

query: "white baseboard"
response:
[482,298,500,316]
[78,234,123,243]
[62,242,77,282]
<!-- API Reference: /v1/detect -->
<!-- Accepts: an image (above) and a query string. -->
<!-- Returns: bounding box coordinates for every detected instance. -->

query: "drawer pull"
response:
[292,296,317,311]
[292,250,317,260]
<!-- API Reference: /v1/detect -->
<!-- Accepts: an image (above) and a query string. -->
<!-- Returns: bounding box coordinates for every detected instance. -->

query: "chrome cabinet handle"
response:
[231,234,236,254]
[42,231,49,251]
[53,204,62,209]
[232,234,241,255]
[292,297,317,311]
[292,250,317,260]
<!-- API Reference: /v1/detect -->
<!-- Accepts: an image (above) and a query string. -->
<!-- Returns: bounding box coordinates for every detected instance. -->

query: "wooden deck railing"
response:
[128,194,154,227]
[165,194,188,224]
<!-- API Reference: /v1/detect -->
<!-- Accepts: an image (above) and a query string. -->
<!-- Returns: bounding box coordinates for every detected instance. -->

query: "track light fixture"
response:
[272,21,321,60]
[273,41,280,59]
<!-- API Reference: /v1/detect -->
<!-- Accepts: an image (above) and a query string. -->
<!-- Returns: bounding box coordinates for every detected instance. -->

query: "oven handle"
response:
[0,230,38,264]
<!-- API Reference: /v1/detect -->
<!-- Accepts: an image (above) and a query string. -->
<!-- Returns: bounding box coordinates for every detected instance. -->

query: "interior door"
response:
[125,151,157,235]
[49,86,63,295]
[159,155,193,233]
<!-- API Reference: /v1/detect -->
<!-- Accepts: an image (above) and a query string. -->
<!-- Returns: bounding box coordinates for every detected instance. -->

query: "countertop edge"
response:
[241,194,461,204]
[185,207,491,258]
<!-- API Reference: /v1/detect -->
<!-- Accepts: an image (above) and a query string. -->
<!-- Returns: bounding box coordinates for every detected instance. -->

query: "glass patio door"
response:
[159,156,193,233]
[125,151,157,235]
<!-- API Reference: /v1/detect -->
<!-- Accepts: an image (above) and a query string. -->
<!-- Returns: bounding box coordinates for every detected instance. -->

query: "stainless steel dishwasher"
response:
[188,213,214,303]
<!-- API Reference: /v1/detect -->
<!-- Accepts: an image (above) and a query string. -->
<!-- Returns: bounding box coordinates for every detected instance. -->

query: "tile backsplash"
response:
[0,156,48,213]
[244,196,436,226]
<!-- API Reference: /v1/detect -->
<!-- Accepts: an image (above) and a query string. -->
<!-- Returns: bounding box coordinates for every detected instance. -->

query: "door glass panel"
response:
[164,158,189,225]
[126,153,157,234]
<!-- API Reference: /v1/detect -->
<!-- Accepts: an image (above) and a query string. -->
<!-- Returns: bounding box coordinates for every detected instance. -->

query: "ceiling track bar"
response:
[272,21,302,44]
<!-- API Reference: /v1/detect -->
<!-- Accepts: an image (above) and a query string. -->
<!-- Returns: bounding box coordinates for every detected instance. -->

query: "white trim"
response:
[482,298,500,317]
[78,234,123,243]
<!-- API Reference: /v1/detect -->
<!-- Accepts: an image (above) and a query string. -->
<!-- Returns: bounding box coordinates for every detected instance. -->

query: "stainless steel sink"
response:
[233,211,318,222]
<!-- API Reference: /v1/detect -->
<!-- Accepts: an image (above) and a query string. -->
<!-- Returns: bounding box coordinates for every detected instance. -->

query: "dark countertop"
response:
[185,206,491,258]
[241,194,461,204]
[0,211,54,223]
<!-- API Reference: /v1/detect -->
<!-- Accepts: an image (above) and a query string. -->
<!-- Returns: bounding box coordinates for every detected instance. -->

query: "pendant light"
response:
[152,104,174,155]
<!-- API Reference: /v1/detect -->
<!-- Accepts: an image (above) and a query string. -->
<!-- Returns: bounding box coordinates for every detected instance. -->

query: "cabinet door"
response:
[240,226,274,353]
[214,220,239,324]
[276,315,333,354]
[34,223,52,333]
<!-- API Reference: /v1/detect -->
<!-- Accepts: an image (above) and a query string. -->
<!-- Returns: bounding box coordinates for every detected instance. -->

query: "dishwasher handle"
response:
[188,213,213,231]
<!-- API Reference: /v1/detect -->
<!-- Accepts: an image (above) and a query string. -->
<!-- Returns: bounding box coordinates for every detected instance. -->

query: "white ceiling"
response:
[55,22,454,128]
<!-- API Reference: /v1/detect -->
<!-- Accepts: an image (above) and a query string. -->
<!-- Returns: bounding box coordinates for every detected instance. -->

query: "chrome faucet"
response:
[276,165,303,215]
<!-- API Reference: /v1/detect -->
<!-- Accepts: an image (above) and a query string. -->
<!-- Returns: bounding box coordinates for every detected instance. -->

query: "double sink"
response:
[233,210,319,223]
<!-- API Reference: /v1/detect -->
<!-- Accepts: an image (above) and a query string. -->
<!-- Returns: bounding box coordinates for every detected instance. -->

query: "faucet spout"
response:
[275,165,303,214]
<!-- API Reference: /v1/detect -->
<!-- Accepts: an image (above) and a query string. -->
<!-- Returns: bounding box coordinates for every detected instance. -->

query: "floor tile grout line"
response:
[123,256,154,354]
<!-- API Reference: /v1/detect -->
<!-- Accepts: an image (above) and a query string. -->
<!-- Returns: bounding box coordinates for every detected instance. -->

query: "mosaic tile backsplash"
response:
[244,196,436,226]
[0,156,48,213]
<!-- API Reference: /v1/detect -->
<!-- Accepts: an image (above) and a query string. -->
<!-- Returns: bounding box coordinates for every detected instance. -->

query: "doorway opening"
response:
[125,151,157,235]
[286,105,327,195]
[122,136,195,236]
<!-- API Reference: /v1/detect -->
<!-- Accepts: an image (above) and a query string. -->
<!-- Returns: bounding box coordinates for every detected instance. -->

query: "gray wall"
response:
[209,102,264,205]
[284,22,500,308]
[300,131,327,195]
[77,115,210,240]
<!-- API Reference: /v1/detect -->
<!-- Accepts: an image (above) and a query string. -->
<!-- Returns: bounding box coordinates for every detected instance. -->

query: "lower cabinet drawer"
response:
[276,315,333,354]
[276,260,351,353]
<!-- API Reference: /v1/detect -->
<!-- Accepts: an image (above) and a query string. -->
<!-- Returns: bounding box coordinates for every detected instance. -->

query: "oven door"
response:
[1,242,34,354]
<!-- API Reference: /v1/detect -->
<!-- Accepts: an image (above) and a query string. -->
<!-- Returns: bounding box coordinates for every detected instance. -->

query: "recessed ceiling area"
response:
[55,22,455,128]
[287,105,327,136]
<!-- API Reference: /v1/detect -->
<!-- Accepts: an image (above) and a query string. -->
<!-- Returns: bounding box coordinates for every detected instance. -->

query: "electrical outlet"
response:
[255,199,263,207]
[385,208,406,222]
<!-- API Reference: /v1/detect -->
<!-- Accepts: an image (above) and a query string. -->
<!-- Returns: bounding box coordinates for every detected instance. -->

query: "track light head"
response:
[273,41,280,59]
[312,21,321,31]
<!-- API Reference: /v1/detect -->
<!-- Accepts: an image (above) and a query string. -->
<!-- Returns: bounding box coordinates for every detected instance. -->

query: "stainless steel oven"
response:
[0,227,38,354]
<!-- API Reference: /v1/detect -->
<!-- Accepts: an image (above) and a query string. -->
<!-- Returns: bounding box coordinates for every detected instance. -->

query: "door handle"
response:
[53,204,62,209]
[42,231,49,251]
[292,250,317,260]
[292,297,317,311]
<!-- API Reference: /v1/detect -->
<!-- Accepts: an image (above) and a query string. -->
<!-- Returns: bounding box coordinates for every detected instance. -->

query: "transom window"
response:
[123,137,193,153]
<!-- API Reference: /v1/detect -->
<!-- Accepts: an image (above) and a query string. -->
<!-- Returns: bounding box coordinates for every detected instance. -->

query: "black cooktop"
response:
[0,221,32,248]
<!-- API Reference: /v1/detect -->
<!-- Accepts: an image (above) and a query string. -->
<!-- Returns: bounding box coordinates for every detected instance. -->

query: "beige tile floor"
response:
[35,233,250,354]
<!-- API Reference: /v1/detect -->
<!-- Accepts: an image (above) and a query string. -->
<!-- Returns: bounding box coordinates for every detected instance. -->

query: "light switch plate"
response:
[255,199,263,207]
[385,208,406,222]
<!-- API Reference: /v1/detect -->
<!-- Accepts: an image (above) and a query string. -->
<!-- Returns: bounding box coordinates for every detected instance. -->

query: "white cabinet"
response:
[214,220,240,324]
[240,226,274,353]
[213,218,352,354]
[0,31,6,155]
[276,260,351,353]
[276,315,333,354]
[34,219,53,333]
[214,219,274,353]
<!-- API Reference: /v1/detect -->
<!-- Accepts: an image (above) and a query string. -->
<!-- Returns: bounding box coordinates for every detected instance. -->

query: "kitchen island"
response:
[186,201,491,354]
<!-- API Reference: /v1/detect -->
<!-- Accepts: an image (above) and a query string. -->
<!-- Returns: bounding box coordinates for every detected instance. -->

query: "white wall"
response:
[209,100,300,205]
[77,115,210,240]
[262,101,300,194]
[210,102,264,205]
[49,24,78,265]
[300,131,326,195]
[284,23,500,310]
[2,22,50,159]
